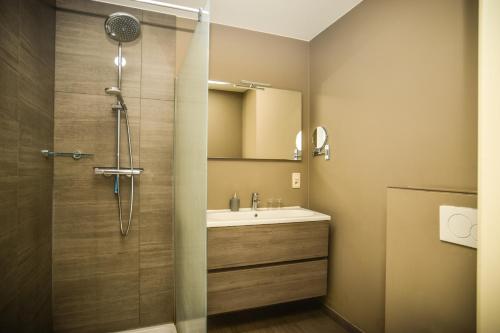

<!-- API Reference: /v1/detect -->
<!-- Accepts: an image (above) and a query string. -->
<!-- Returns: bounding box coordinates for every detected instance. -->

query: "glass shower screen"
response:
[174,2,210,333]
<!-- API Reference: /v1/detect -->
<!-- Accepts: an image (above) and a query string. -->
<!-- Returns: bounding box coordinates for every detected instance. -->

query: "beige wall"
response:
[477,1,500,331]
[309,0,478,332]
[207,24,310,209]
[208,89,243,158]
[386,188,476,333]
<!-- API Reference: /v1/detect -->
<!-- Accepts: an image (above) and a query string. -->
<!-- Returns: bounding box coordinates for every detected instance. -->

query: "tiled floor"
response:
[208,300,348,333]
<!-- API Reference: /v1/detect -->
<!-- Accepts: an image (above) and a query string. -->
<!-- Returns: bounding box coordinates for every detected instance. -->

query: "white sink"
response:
[207,206,330,227]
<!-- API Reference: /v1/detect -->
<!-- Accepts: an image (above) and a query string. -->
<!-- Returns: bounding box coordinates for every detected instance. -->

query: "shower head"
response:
[105,87,127,109]
[105,12,141,43]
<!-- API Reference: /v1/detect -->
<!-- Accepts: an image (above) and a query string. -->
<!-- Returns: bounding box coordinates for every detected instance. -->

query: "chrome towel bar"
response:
[41,149,94,160]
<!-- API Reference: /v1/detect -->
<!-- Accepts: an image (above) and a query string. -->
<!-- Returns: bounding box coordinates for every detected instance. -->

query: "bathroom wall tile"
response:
[0,177,19,331]
[0,298,18,333]
[140,99,174,173]
[141,24,176,101]
[140,210,172,245]
[55,11,142,97]
[27,297,52,333]
[53,89,142,332]
[0,1,54,332]
[53,4,176,330]
[53,193,140,258]
[140,176,173,211]
[53,293,139,333]
[142,11,176,28]
[18,99,53,177]
[20,0,56,67]
[139,210,172,297]
[138,92,174,323]
[140,265,173,296]
[0,0,19,70]
[140,291,174,326]
[18,44,54,114]
[53,249,139,332]
[140,243,173,294]
[53,249,139,281]
[0,60,19,177]
[53,92,140,167]
[56,0,143,19]
[17,176,52,262]
[17,242,52,326]
[53,271,139,311]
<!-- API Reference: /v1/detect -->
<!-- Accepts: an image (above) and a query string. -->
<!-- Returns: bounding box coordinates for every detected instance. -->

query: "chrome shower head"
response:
[105,87,127,109]
[105,12,141,43]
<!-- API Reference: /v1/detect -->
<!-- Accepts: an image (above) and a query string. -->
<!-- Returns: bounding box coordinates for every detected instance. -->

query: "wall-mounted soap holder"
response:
[312,126,331,160]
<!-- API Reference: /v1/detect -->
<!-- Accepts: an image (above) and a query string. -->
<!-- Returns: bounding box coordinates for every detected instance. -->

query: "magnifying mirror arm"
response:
[313,144,331,160]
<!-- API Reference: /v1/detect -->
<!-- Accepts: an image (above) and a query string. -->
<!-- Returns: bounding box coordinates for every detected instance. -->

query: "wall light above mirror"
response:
[208,80,302,161]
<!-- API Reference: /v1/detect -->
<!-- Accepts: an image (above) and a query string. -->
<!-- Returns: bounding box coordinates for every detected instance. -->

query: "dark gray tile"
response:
[0,0,19,70]
[20,0,56,67]
[0,177,18,328]
[18,100,53,177]
[0,60,19,177]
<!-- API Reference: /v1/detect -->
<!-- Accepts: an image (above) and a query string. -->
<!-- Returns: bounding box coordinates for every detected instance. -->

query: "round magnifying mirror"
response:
[295,131,302,151]
[313,126,328,150]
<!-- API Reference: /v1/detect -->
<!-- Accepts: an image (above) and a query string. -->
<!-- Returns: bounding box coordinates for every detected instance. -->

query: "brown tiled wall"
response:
[52,1,175,331]
[0,0,55,332]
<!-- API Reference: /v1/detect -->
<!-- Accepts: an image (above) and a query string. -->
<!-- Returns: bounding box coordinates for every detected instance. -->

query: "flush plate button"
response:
[439,205,477,249]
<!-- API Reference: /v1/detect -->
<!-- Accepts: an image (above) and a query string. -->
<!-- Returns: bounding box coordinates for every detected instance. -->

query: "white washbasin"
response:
[207,206,330,227]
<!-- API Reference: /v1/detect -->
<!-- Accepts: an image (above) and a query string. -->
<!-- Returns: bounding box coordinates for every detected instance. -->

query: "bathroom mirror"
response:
[208,81,302,160]
[313,126,328,150]
[312,126,330,160]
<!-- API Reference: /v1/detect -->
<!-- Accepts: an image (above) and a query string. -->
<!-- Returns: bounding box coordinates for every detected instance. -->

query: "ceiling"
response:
[190,0,363,41]
[95,0,362,41]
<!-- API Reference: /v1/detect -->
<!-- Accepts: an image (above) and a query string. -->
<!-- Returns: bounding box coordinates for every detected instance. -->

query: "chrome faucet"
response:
[251,192,260,210]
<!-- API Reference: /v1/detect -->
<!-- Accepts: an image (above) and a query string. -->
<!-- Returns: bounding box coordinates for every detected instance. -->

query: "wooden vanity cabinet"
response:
[207,221,329,315]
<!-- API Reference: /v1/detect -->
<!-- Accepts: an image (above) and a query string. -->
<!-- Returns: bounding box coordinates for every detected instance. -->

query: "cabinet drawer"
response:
[208,259,327,315]
[208,221,329,270]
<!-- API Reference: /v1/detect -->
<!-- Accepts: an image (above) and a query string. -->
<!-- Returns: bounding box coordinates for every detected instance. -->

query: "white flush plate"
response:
[439,205,477,249]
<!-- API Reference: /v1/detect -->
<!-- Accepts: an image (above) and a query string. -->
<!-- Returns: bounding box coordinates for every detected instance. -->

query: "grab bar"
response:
[41,149,94,160]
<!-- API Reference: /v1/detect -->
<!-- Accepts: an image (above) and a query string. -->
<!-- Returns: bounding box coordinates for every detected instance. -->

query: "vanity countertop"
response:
[207,206,331,228]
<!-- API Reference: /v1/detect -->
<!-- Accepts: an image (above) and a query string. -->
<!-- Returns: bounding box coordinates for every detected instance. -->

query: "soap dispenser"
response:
[229,193,240,212]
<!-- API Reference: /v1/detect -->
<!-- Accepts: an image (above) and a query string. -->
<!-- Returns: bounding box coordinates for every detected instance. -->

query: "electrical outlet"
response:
[292,172,301,189]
